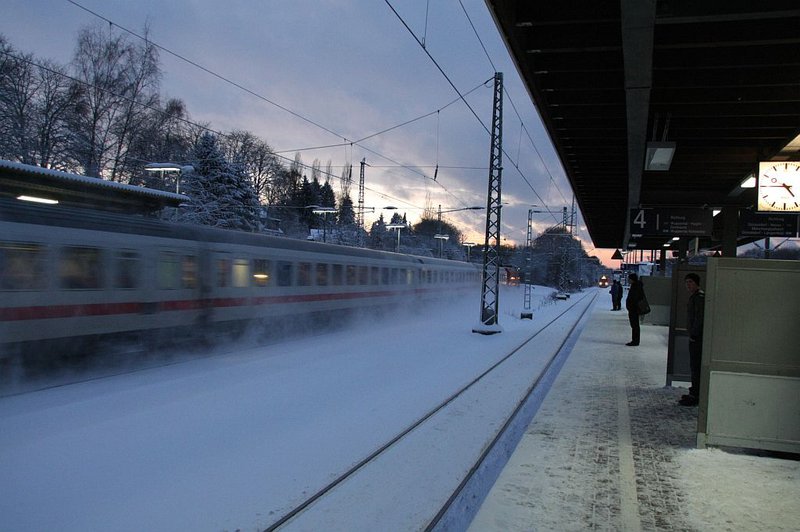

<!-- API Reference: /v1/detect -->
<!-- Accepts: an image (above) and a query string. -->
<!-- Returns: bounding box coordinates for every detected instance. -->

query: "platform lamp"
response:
[385,223,407,253]
[144,163,193,194]
[309,205,337,243]
[434,233,450,257]
[463,242,477,262]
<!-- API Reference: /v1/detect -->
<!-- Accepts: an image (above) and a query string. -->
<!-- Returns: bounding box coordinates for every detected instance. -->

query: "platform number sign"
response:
[632,209,652,235]
[629,208,712,237]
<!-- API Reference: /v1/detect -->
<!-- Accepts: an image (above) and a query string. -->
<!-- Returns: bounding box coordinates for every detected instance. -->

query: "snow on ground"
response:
[680,448,800,531]
[0,285,580,532]
[6,285,796,532]
[470,302,800,532]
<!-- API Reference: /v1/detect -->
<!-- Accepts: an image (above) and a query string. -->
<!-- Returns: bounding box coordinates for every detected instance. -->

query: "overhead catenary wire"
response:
[457,0,571,210]
[63,0,481,212]
[0,49,430,215]
[387,0,562,226]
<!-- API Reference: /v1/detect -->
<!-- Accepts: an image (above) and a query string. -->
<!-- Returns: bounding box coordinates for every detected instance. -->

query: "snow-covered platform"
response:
[470,303,800,531]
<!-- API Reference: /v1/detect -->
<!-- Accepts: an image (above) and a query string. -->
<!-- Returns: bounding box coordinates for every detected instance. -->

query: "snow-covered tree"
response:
[177,132,261,231]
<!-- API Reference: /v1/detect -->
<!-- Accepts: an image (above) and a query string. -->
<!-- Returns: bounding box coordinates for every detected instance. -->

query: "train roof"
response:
[0,159,186,214]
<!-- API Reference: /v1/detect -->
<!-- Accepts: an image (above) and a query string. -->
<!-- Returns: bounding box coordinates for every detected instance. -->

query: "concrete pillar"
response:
[721,207,739,257]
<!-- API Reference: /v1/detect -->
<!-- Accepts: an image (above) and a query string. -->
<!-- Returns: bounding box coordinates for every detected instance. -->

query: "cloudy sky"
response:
[2,0,616,265]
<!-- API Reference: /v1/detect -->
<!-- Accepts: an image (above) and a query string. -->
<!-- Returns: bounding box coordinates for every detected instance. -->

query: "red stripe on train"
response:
[0,289,435,322]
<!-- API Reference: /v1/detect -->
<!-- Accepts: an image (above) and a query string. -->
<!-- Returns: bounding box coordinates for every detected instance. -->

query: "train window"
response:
[371,267,380,285]
[233,259,249,288]
[182,255,198,289]
[331,264,344,286]
[316,263,329,286]
[158,251,180,289]
[0,242,47,290]
[358,266,369,285]
[253,259,271,287]
[297,262,312,286]
[61,246,103,290]
[277,261,293,287]
[216,258,231,288]
[114,250,140,289]
[381,267,390,285]
[346,265,357,285]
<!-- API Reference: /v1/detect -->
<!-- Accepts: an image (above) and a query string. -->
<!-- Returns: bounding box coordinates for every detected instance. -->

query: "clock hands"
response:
[762,184,795,197]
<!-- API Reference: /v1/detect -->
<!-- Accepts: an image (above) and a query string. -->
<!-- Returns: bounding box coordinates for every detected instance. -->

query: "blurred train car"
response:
[598,275,609,288]
[0,197,480,364]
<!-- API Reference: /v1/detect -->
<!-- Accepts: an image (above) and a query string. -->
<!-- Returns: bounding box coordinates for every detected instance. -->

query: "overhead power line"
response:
[64,0,484,211]
[0,49,428,213]
[385,0,562,226]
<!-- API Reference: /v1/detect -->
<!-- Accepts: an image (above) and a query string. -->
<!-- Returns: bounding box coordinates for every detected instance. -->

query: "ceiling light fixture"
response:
[740,174,756,188]
[644,141,676,171]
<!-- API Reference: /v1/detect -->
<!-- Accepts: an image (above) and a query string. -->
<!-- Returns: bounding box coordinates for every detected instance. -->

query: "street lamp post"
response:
[463,242,477,262]
[385,223,407,253]
[436,205,484,258]
[144,163,193,194]
[309,205,337,243]
[434,234,449,257]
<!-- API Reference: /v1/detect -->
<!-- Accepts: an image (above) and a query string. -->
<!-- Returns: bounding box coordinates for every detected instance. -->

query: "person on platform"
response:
[625,273,645,346]
[610,280,623,311]
[680,273,705,406]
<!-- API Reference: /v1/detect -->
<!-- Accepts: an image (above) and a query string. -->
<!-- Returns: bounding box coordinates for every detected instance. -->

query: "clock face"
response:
[757,161,800,212]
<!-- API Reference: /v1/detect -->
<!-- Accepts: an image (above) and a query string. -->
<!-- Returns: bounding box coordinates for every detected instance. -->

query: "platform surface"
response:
[470,303,800,531]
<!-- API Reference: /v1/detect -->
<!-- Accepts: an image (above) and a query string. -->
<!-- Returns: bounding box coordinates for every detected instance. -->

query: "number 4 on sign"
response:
[633,209,661,232]
[634,209,646,229]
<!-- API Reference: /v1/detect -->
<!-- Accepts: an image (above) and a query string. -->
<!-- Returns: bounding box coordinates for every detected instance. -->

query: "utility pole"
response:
[474,72,504,335]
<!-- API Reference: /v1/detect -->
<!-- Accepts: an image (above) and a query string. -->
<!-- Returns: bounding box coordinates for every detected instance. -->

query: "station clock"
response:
[757,161,800,212]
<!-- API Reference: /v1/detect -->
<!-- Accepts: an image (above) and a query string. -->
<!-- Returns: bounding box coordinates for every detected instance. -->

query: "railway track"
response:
[265,290,598,531]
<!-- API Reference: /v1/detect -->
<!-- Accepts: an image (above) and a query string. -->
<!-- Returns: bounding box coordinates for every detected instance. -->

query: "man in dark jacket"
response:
[680,273,705,406]
[610,280,623,310]
[625,273,644,346]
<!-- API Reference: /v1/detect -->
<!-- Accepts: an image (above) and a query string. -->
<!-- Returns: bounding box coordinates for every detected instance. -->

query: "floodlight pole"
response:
[474,72,504,335]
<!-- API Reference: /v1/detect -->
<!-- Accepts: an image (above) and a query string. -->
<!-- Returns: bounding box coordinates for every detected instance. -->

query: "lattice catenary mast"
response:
[357,158,366,247]
[474,72,504,335]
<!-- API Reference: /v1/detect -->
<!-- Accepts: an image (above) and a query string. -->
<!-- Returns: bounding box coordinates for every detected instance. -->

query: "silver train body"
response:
[0,198,480,358]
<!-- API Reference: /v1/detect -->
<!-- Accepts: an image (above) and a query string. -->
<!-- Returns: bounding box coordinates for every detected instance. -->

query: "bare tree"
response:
[108,25,160,182]
[220,129,282,204]
[0,44,37,164]
[32,59,79,170]
[69,24,130,177]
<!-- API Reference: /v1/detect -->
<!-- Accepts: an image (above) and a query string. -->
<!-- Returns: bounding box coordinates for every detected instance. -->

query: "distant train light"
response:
[18,195,58,205]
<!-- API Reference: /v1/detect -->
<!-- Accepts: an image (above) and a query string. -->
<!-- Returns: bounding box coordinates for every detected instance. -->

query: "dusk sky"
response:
[2,0,616,265]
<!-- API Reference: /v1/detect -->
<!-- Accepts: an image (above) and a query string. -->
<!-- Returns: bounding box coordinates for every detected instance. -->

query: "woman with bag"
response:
[625,273,647,346]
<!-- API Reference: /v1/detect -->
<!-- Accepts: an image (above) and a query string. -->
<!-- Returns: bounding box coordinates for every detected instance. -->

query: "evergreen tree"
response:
[177,132,261,231]
[338,192,355,226]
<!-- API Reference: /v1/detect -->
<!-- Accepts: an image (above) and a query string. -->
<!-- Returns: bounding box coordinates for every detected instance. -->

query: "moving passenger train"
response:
[0,197,480,364]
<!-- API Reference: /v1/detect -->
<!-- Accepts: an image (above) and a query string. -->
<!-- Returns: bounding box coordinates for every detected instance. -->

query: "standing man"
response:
[680,273,705,406]
[610,280,623,310]
[625,273,644,346]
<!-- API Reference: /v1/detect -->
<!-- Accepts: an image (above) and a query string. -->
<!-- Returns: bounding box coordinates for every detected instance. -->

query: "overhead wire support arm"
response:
[474,72,504,335]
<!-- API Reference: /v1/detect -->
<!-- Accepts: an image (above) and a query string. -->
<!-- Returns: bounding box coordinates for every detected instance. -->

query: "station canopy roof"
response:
[485,0,800,250]
[0,159,186,214]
